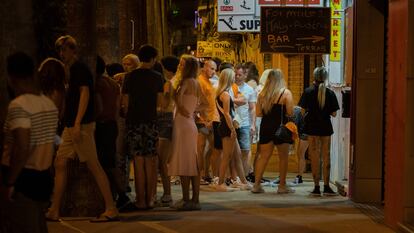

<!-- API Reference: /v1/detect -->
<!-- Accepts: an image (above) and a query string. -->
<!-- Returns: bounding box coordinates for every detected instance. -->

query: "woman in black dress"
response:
[252,69,294,194]
[298,67,339,196]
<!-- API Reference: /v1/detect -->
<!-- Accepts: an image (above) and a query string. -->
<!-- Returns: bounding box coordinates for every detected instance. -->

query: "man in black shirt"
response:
[46,35,118,222]
[122,45,163,209]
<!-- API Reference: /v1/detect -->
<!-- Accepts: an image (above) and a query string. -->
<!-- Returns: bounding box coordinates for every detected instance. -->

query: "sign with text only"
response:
[260,7,331,54]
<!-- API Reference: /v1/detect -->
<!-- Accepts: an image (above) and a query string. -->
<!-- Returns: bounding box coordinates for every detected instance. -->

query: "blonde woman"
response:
[168,55,203,210]
[298,67,339,196]
[213,68,251,192]
[252,69,294,194]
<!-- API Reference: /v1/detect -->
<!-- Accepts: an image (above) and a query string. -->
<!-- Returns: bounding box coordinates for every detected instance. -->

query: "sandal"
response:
[90,209,120,223]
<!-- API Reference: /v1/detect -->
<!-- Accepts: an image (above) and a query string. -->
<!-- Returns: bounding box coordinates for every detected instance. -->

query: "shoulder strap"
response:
[276,88,286,105]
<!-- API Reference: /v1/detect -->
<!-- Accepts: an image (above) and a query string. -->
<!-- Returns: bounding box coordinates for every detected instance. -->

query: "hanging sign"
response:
[260,7,331,54]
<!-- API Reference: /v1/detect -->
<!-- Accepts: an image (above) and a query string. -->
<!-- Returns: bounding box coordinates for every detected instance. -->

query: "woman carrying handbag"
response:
[252,69,295,194]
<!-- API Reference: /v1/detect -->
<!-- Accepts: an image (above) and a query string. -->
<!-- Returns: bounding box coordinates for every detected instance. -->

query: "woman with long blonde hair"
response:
[252,69,295,194]
[298,67,339,196]
[213,68,251,192]
[168,55,204,210]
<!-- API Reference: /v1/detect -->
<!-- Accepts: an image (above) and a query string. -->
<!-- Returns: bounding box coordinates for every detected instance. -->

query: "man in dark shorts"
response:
[122,45,164,209]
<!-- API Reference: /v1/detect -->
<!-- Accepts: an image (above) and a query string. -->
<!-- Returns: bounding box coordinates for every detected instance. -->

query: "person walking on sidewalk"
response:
[46,35,118,222]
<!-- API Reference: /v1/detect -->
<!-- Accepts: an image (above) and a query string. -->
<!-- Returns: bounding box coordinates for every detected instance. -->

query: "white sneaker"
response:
[277,185,295,194]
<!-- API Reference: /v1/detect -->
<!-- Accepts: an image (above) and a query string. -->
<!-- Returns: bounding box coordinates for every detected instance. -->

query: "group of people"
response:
[0,34,340,233]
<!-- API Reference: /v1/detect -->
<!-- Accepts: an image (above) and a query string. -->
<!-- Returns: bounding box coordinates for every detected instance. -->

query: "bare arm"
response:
[283,89,294,117]
[175,81,191,118]
[75,86,89,125]
[233,94,247,106]
[256,97,263,117]
[249,101,256,133]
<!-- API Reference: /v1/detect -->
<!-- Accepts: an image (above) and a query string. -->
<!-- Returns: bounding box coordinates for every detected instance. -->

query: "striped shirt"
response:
[1,94,58,171]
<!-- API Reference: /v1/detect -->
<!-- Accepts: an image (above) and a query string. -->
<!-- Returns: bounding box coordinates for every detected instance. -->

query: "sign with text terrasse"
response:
[260,7,331,54]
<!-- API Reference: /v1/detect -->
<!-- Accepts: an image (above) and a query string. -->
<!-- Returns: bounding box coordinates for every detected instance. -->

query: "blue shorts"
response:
[236,126,251,150]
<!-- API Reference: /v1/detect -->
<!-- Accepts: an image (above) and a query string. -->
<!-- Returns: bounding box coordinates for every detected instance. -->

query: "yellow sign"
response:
[197,41,235,62]
[197,41,213,58]
[330,0,342,61]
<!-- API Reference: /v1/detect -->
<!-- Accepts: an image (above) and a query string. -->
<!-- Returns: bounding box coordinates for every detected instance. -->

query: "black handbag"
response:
[274,90,294,144]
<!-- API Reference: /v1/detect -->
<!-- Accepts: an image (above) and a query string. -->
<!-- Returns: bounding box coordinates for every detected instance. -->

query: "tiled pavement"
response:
[47,174,394,233]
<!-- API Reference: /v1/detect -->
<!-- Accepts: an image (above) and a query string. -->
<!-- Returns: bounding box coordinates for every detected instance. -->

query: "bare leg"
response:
[321,136,331,186]
[190,176,200,203]
[197,132,207,177]
[241,150,250,177]
[233,140,249,184]
[203,132,214,178]
[253,143,274,187]
[144,156,158,207]
[210,148,221,177]
[133,157,146,208]
[219,137,235,185]
[86,157,117,211]
[275,144,290,186]
[180,176,191,202]
[158,139,171,198]
[297,139,309,176]
[308,136,321,186]
[47,157,68,218]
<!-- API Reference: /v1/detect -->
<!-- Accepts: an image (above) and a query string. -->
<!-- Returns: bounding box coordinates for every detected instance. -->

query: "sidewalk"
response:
[47,174,394,233]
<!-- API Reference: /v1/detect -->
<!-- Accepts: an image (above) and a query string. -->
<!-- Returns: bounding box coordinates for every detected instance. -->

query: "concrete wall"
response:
[351,0,384,203]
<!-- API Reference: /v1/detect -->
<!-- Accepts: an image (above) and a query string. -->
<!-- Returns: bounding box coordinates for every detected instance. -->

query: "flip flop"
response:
[90,214,120,223]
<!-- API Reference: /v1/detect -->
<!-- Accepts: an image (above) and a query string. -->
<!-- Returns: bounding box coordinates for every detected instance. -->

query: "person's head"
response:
[106,63,124,77]
[245,61,259,84]
[160,56,179,80]
[202,60,217,79]
[96,55,106,77]
[178,54,199,80]
[122,54,140,72]
[259,69,272,86]
[259,69,286,114]
[138,44,158,65]
[234,63,247,84]
[211,57,222,71]
[218,62,233,73]
[7,52,36,93]
[313,66,328,109]
[38,57,66,95]
[55,35,77,64]
[216,68,235,98]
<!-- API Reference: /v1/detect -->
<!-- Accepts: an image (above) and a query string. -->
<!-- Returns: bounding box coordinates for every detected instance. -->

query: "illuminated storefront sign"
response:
[330,0,342,61]
[197,41,235,61]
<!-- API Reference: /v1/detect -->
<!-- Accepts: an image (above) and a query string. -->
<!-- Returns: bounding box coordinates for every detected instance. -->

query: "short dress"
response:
[216,94,235,138]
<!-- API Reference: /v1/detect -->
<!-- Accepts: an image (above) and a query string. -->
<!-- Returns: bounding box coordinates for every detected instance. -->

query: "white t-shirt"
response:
[235,82,257,127]
[2,94,58,171]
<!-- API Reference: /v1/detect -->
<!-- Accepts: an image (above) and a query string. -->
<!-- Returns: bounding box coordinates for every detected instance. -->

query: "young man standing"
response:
[0,52,58,233]
[46,35,118,222]
[234,63,256,179]
[196,60,218,183]
[122,45,164,209]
